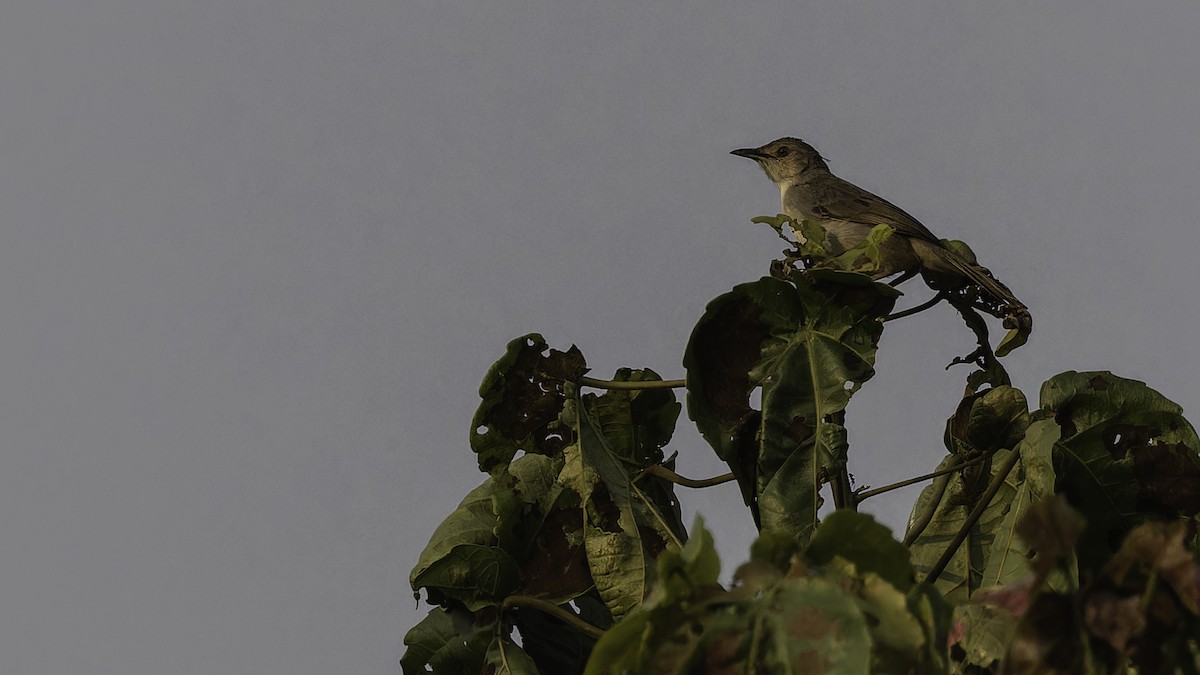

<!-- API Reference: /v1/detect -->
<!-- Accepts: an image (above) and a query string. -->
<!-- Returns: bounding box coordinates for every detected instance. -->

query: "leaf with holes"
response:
[470,334,588,474]
[684,268,898,542]
[1039,371,1200,570]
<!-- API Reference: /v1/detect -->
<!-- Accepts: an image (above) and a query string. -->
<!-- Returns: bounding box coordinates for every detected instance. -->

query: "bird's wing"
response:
[807,176,942,244]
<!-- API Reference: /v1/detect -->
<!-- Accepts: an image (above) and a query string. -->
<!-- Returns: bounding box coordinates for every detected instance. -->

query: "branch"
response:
[630,482,685,549]
[635,464,735,489]
[883,293,946,322]
[578,376,685,390]
[920,447,1023,586]
[501,595,605,640]
[854,454,990,503]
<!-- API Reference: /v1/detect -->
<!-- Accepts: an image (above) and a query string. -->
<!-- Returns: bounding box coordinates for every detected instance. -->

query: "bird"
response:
[732,137,1028,325]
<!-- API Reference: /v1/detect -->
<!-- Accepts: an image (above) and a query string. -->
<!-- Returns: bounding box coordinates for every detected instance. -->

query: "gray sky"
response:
[3,2,1198,673]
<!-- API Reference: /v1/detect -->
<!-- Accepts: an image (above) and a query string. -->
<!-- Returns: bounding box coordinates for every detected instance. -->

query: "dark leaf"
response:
[805,511,914,591]
[685,269,897,542]
[471,334,588,474]
[1039,371,1200,571]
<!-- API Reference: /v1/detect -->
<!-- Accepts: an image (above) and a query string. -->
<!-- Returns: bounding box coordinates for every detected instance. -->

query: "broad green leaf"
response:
[470,334,587,474]
[806,511,914,591]
[560,384,678,621]
[675,515,720,587]
[579,368,686,543]
[400,609,490,675]
[756,578,875,674]
[514,593,607,675]
[849,569,928,673]
[652,515,721,607]
[947,603,1016,673]
[411,454,590,610]
[977,419,1069,590]
[409,479,523,610]
[584,520,954,675]
[485,637,541,675]
[582,517,722,675]
[906,387,1031,601]
[587,574,873,675]
[906,449,1019,603]
[1039,371,1200,570]
[685,269,897,542]
[943,386,1029,457]
[906,584,952,673]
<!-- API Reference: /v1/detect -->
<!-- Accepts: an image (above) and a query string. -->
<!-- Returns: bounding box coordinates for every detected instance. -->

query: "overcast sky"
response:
[3,2,1199,673]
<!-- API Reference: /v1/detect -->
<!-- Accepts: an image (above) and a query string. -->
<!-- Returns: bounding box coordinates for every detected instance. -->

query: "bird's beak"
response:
[730,147,767,161]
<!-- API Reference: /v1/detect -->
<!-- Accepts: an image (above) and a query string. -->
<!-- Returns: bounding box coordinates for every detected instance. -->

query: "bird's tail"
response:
[931,246,1031,329]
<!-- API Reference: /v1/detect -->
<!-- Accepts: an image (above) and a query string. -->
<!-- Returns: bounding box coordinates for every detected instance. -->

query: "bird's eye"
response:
[776,146,790,157]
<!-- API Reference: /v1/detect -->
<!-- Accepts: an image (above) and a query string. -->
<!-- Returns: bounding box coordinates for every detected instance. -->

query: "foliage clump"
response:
[403,218,1199,674]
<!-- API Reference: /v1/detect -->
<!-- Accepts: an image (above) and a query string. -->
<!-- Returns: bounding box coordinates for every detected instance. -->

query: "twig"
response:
[578,377,686,390]
[883,293,946,322]
[921,447,1023,586]
[635,464,735,489]
[501,595,605,640]
[854,454,990,503]
[630,482,685,549]
[903,471,951,546]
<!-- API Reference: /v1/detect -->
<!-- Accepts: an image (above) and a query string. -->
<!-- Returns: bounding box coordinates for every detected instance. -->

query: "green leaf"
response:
[400,609,490,675]
[411,454,593,610]
[806,511,914,591]
[653,515,721,607]
[1039,371,1200,570]
[994,324,1028,358]
[470,334,588,474]
[409,478,523,610]
[560,380,683,621]
[583,520,955,675]
[587,575,873,675]
[905,448,1021,603]
[906,387,1032,601]
[831,223,894,272]
[485,637,541,675]
[684,269,898,542]
[582,519,724,675]
[978,419,1066,590]
[505,454,602,605]
[578,368,686,543]
[947,603,1017,673]
[850,570,929,672]
[750,213,793,228]
[514,593,607,675]
[943,386,1030,457]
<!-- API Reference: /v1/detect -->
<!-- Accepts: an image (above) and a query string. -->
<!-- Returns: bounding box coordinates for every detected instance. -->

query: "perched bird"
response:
[732,137,1028,323]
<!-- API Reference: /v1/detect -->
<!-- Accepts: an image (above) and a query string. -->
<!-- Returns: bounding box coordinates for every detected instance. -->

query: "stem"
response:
[903,472,950,546]
[883,293,945,322]
[855,454,990,503]
[830,467,857,511]
[578,376,685,390]
[635,464,735,489]
[921,447,1022,586]
[631,482,685,549]
[501,595,605,640]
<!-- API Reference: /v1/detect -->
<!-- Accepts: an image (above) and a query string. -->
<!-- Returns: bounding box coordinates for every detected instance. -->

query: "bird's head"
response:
[731,137,829,186]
